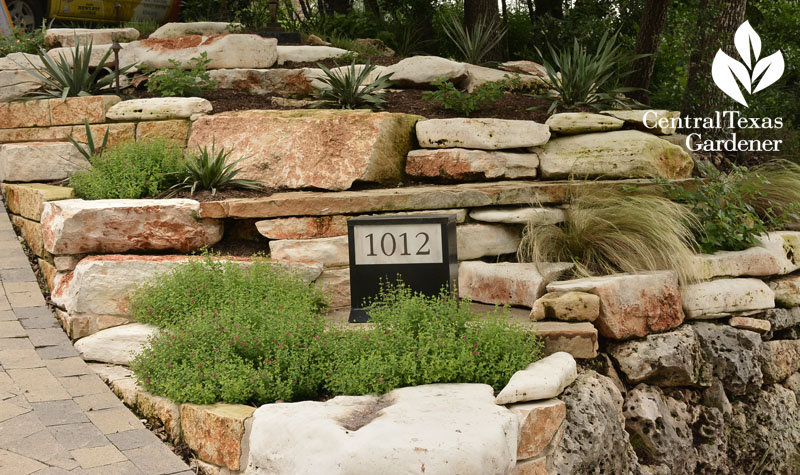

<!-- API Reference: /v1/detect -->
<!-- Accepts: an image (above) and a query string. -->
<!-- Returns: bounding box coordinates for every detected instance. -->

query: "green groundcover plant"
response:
[130,257,542,405]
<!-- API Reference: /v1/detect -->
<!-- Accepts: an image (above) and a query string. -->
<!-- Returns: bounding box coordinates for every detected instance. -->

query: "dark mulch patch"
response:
[208,238,270,256]
[165,187,277,201]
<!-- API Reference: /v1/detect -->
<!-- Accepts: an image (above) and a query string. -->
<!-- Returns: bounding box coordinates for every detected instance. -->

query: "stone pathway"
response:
[0,207,192,475]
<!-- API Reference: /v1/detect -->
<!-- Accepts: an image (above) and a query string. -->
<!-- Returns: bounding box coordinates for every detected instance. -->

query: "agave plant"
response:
[311,60,394,110]
[16,37,133,100]
[439,10,506,65]
[167,142,263,197]
[533,31,644,114]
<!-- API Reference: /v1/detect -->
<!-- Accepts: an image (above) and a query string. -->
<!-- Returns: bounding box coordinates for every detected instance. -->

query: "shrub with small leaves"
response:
[422,77,505,116]
[143,53,218,97]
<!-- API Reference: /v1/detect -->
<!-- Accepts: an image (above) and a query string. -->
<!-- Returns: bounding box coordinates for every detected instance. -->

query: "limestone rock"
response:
[693,246,783,280]
[458,261,572,308]
[769,274,800,307]
[121,34,277,69]
[534,130,693,179]
[315,268,350,309]
[760,339,800,384]
[256,216,348,240]
[41,199,223,255]
[469,207,565,226]
[608,325,706,387]
[764,307,800,331]
[545,113,624,135]
[681,278,774,319]
[526,321,598,359]
[246,384,517,475]
[269,236,348,268]
[182,403,255,471]
[188,110,421,191]
[209,68,317,97]
[277,45,349,65]
[495,352,577,404]
[44,28,139,48]
[600,109,680,135]
[2,183,74,221]
[550,370,640,474]
[756,231,800,275]
[406,148,539,181]
[417,118,550,150]
[73,323,157,365]
[509,399,566,460]
[531,291,600,322]
[0,142,89,182]
[547,271,684,341]
[149,22,241,39]
[106,97,212,121]
[729,316,771,333]
[383,56,469,87]
[455,223,522,260]
[691,322,763,395]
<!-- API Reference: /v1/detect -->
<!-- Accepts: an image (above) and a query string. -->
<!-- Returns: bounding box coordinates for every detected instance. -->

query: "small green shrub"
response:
[0,21,47,57]
[422,77,506,116]
[312,60,394,110]
[69,139,183,200]
[167,141,262,196]
[143,53,218,97]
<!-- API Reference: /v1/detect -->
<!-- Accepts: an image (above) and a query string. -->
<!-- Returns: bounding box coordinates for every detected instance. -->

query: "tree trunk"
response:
[534,0,562,19]
[625,0,670,104]
[681,0,747,121]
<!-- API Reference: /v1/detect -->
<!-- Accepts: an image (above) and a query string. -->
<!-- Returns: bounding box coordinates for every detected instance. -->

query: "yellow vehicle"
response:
[7,0,179,31]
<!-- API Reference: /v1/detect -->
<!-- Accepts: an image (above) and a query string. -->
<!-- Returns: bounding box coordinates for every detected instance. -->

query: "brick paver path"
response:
[0,207,192,474]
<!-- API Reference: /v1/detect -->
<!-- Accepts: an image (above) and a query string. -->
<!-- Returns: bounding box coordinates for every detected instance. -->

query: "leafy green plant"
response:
[517,188,702,284]
[69,139,183,200]
[142,53,218,98]
[17,38,133,100]
[422,77,505,116]
[0,20,47,57]
[438,10,506,65]
[532,31,643,114]
[312,60,394,110]
[67,119,109,161]
[167,141,262,197]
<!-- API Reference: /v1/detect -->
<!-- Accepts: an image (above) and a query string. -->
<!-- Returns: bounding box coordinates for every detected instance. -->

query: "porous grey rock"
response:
[691,322,763,395]
[550,370,640,474]
[608,325,708,387]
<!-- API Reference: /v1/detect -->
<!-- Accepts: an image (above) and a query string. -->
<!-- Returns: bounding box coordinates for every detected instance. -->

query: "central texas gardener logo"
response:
[712,21,785,107]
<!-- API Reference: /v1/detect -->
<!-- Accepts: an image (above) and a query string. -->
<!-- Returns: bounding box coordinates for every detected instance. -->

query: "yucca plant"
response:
[67,119,109,161]
[312,60,394,110]
[517,188,702,284]
[16,37,133,100]
[532,31,644,114]
[439,10,506,65]
[167,142,263,197]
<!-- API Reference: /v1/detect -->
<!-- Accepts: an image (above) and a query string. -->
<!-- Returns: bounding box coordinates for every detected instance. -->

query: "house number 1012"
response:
[354,223,443,265]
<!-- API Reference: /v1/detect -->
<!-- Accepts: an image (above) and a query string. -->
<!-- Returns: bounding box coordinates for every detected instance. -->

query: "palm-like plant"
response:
[312,60,394,110]
[167,142,263,197]
[439,10,506,65]
[16,37,133,100]
[533,31,644,114]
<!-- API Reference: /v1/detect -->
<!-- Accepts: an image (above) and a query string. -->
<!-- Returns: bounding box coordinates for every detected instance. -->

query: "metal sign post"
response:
[347,214,458,323]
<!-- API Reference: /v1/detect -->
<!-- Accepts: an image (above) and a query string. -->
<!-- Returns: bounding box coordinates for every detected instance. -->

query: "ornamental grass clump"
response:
[518,188,702,284]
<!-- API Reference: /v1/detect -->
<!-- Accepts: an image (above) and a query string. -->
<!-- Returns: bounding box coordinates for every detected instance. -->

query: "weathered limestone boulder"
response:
[681,278,774,319]
[729,316,771,333]
[760,339,800,384]
[256,216,348,240]
[691,322,763,395]
[547,271,684,340]
[44,28,139,48]
[383,56,469,87]
[693,246,784,280]
[550,371,640,474]
[769,274,800,307]
[417,118,550,150]
[764,307,800,331]
[182,403,255,471]
[3,183,74,221]
[531,291,600,322]
[534,130,693,179]
[455,223,521,260]
[756,231,800,274]
[73,323,157,365]
[406,148,539,181]
[120,34,278,69]
[41,199,223,255]
[277,45,349,65]
[462,64,546,93]
[188,110,421,191]
[246,384,517,475]
[209,68,317,97]
[495,352,577,404]
[728,384,800,474]
[149,22,241,39]
[315,268,351,309]
[458,261,572,308]
[600,109,680,135]
[269,236,348,268]
[106,97,212,121]
[545,113,624,135]
[508,399,566,460]
[526,321,598,359]
[607,325,707,387]
[469,207,565,226]
[0,142,89,182]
